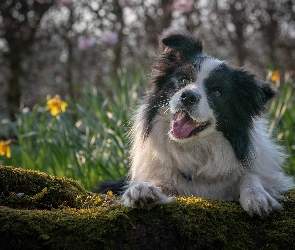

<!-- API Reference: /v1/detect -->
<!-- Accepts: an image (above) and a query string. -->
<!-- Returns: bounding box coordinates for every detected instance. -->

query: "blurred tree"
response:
[209,0,248,66]
[205,0,295,72]
[53,1,76,100]
[144,0,174,46]
[228,1,247,66]
[113,1,124,71]
[0,0,294,120]
[253,0,295,71]
[62,2,75,100]
[0,0,55,120]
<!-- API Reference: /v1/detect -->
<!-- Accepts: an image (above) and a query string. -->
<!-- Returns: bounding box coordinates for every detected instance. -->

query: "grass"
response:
[0,68,144,190]
[268,72,295,175]
[0,69,294,190]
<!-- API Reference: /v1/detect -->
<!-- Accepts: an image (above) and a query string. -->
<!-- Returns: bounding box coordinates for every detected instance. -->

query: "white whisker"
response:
[163,107,170,114]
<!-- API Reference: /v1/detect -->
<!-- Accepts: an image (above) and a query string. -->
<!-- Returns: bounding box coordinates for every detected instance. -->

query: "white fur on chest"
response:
[129,107,244,201]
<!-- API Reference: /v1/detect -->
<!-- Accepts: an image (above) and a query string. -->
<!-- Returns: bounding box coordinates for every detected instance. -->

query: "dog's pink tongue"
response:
[172,112,196,138]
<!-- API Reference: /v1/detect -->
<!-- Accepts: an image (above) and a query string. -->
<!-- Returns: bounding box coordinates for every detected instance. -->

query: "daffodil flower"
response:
[46,96,68,116]
[271,71,280,82]
[0,140,11,158]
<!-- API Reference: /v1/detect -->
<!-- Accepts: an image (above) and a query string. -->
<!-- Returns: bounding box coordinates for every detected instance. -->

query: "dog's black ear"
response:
[259,81,276,104]
[249,77,276,112]
[233,69,276,115]
[161,32,202,61]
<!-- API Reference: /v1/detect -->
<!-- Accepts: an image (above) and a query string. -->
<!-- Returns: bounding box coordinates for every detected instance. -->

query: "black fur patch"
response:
[142,33,203,139]
[204,64,275,164]
[95,178,126,194]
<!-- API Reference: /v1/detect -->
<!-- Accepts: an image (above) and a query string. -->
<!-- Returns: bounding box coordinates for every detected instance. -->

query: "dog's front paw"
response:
[121,182,173,209]
[239,188,283,216]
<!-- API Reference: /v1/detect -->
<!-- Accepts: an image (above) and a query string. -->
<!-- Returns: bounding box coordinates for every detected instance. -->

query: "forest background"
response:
[0,0,294,190]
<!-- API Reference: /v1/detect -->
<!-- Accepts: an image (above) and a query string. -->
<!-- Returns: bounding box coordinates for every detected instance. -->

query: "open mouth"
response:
[171,110,211,139]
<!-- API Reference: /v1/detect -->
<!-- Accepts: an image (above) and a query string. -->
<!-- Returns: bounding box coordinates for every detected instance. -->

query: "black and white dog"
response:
[107,31,293,216]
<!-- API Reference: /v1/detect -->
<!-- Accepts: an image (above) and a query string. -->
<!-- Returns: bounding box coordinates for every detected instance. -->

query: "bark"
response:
[0,0,54,120]
[229,1,247,66]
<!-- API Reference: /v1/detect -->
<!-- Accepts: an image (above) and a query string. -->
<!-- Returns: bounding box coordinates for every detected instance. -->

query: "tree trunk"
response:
[7,55,23,121]
[0,0,55,120]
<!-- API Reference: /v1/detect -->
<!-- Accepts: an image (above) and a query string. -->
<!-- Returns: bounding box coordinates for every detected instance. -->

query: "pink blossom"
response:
[101,31,118,46]
[59,0,74,9]
[78,36,96,50]
[173,0,194,14]
[118,0,134,8]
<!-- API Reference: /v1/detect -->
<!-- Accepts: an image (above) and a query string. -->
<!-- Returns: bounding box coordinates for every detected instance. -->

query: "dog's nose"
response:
[180,90,200,105]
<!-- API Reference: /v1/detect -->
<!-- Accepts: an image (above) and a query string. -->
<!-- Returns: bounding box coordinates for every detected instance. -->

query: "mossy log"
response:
[0,165,295,250]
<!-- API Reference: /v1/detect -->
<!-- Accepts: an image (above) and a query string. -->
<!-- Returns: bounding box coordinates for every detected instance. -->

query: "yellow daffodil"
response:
[271,71,280,82]
[46,96,68,116]
[0,140,11,158]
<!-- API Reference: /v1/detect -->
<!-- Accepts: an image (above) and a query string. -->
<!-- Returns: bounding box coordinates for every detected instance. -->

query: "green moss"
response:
[0,165,295,249]
[0,165,91,208]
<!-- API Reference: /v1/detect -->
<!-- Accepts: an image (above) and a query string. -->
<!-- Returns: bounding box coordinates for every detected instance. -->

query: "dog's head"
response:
[142,31,275,164]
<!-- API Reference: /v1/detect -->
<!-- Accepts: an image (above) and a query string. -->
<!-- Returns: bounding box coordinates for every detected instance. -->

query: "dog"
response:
[102,31,294,216]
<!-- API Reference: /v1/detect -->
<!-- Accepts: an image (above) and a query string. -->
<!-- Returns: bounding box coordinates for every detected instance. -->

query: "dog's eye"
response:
[214,90,222,97]
[181,78,190,86]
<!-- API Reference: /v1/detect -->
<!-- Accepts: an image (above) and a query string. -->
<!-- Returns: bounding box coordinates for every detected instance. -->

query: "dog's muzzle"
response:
[170,90,211,139]
[180,90,201,107]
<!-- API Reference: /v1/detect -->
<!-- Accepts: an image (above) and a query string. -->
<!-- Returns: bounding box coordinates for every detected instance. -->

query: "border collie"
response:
[106,31,293,216]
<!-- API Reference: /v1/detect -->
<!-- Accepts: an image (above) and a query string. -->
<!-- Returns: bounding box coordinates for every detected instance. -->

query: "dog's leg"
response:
[121,182,174,209]
[239,173,283,216]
